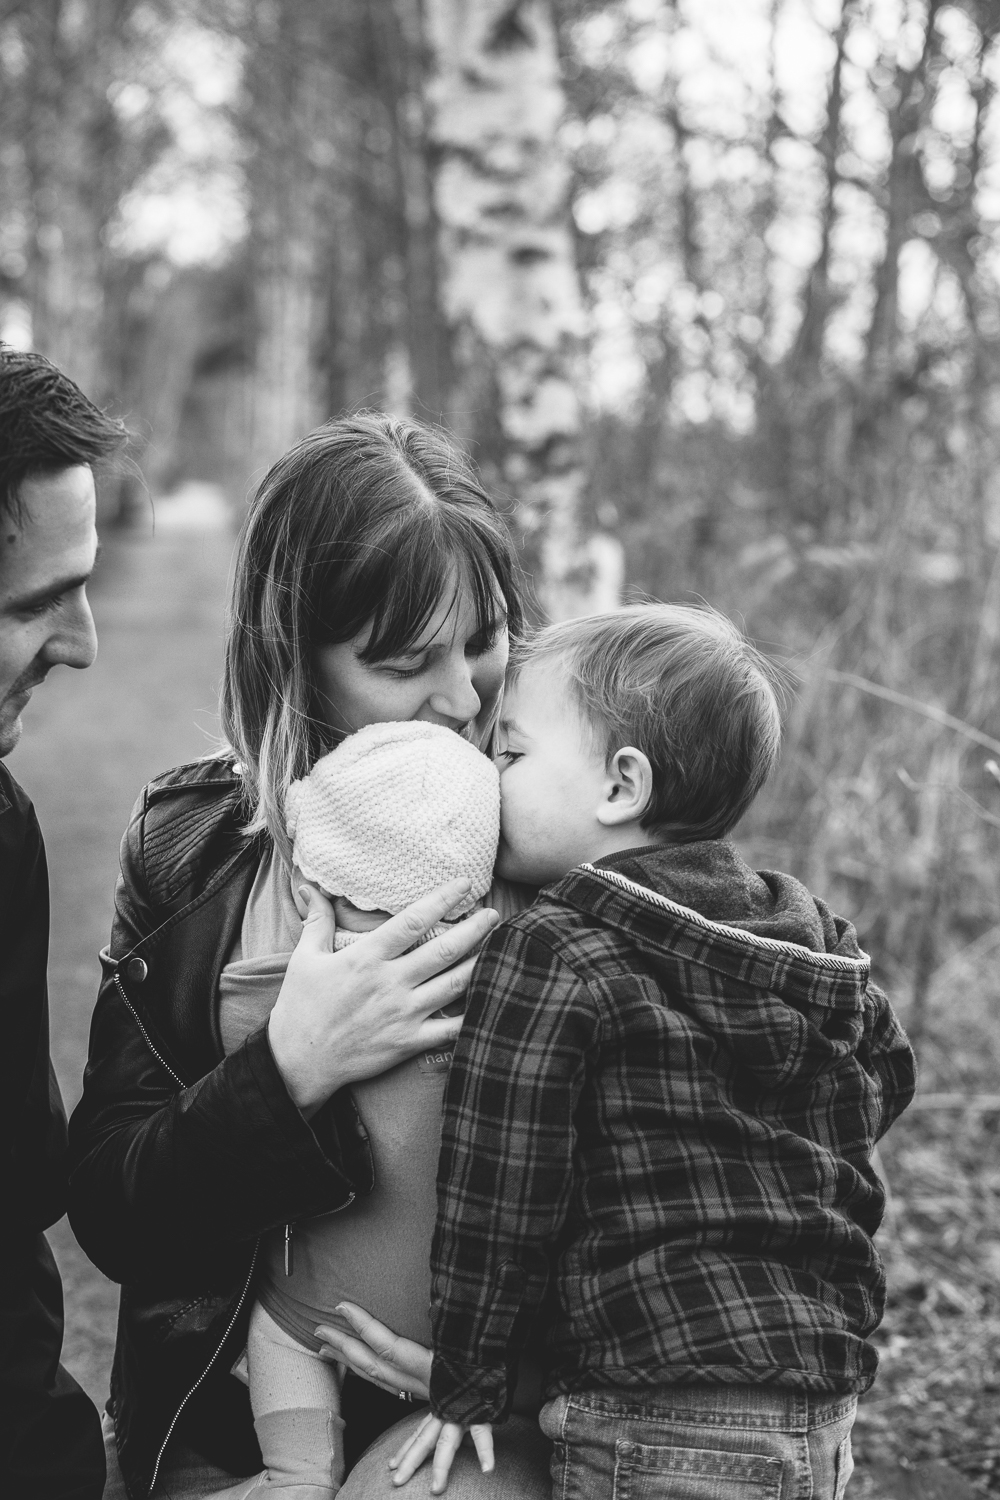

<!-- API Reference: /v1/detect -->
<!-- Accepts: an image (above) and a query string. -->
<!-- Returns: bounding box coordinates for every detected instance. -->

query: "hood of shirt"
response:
[548,839,872,1090]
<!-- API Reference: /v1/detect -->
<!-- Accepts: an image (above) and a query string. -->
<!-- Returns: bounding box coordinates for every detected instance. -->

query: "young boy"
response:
[391,603,916,1498]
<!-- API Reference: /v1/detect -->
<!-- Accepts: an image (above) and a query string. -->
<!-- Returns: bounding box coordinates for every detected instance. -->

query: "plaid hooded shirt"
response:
[428,841,916,1426]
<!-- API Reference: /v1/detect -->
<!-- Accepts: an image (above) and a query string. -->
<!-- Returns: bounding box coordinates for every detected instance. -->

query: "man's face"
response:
[0,465,99,756]
[494,661,611,887]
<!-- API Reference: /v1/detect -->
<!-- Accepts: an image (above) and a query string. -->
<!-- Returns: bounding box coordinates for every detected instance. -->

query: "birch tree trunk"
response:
[243,0,333,483]
[20,0,126,400]
[423,0,618,619]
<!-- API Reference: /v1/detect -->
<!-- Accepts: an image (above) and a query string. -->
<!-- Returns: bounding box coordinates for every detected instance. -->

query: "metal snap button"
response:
[125,957,148,983]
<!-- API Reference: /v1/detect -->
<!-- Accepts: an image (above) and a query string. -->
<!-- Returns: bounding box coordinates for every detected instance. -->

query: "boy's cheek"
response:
[495,805,528,882]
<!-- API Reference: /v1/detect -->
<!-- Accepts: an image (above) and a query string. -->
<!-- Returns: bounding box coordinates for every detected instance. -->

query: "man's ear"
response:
[597,746,654,828]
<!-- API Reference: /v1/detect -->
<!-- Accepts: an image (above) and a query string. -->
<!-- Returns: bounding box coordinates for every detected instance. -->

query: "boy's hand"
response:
[389,1412,494,1493]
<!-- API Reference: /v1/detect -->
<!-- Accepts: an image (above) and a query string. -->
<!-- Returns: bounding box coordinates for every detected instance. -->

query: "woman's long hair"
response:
[222,412,524,861]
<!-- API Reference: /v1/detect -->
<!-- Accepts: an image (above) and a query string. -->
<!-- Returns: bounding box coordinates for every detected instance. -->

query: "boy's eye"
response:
[495,747,522,765]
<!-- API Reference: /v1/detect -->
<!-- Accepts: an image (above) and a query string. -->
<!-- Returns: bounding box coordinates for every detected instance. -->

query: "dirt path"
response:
[9,517,234,1406]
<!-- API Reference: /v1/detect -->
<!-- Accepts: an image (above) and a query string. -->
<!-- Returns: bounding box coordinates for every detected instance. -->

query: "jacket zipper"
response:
[580,863,869,970]
[115,963,360,1487]
[149,1240,259,1492]
[115,962,240,1492]
[282,1182,359,1279]
[113,973,185,1090]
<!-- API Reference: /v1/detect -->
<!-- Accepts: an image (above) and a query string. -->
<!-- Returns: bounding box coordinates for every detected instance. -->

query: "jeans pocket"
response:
[613,1441,784,1500]
[833,1433,854,1500]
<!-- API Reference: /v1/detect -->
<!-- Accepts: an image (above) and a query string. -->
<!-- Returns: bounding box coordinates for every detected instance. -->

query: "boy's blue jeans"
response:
[539,1384,856,1500]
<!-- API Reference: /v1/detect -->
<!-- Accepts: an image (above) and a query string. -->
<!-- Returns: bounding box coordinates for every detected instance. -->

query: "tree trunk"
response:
[20,0,126,401]
[243,0,334,482]
[423,0,614,619]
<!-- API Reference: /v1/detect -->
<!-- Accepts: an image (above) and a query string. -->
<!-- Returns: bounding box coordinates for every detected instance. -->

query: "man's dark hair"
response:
[0,345,127,521]
[511,603,789,842]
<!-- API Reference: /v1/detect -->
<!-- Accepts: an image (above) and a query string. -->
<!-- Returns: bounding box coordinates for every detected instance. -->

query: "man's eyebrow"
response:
[2,568,95,614]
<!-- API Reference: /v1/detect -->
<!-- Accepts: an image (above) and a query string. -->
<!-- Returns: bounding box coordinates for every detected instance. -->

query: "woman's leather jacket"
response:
[67,758,375,1499]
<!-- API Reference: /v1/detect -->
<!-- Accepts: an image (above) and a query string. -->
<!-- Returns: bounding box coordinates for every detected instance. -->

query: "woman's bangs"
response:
[360,542,455,661]
[360,513,513,661]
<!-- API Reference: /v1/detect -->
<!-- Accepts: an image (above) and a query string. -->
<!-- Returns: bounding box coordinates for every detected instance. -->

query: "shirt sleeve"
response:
[428,921,600,1425]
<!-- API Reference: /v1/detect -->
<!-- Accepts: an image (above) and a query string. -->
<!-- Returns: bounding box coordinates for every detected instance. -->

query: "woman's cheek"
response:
[476,639,509,710]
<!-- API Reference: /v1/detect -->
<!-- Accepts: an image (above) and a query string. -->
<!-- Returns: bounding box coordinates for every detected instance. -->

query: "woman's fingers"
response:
[333,1302,432,1379]
[411,955,479,1022]
[268,880,500,1110]
[415,1013,464,1054]
[314,1305,432,1399]
[314,1327,413,1397]
[390,1415,442,1486]
[368,880,475,960]
[401,907,499,983]
[292,882,336,949]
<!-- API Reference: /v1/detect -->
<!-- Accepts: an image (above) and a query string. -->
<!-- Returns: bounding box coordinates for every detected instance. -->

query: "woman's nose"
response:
[427,657,481,726]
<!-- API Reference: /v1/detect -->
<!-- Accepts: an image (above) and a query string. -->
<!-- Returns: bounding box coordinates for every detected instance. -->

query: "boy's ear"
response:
[597,746,654,828]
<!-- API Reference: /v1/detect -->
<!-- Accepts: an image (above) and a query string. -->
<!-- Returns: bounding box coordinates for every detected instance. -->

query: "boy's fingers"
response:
[471,1425,494,1474]
[430,1425,465,1495]
[388,1411,438,1470]
[369,880,474,959]
[390,1416,442,1484]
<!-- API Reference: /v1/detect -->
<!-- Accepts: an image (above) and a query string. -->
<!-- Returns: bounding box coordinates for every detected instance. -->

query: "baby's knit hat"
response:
[286,721,500,925]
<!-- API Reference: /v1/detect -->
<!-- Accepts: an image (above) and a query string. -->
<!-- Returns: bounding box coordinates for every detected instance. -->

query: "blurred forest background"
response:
[4,0,1000,1492]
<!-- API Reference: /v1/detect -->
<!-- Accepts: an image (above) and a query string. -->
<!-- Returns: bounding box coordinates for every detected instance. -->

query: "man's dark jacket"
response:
[0,761,105,1498]
[67,758,375,1500]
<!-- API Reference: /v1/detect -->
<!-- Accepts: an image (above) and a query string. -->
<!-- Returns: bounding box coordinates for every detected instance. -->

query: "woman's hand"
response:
[268,879,498,1113]
[389,1414,494,1494]
[314,1302,431,1400]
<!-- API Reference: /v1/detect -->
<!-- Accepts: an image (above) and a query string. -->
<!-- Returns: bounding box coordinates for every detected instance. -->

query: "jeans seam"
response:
[796,1429,814,1500]
[808,1396,857,1430]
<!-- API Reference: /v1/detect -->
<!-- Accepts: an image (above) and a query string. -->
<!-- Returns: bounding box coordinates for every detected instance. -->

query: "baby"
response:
[392,603,916,1498]
[218,720,500,1499]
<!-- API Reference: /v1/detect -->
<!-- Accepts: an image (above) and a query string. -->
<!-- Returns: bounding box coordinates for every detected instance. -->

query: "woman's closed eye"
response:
[381,657,429,680]
[465,621,505,659]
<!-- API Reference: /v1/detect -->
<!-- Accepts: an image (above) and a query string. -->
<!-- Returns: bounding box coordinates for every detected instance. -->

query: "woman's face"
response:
[314,577,509,746]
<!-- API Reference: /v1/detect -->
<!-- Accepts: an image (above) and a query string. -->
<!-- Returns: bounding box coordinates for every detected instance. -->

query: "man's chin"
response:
[0,711,23,758]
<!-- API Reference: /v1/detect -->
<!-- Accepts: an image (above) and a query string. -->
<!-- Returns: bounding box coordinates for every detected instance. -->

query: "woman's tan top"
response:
[217,847,454,1353]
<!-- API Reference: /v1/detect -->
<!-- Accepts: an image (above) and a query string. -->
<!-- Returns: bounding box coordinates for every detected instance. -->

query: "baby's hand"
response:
[332,895,391,933]
[290,864,390,929]
[389,1413,494,1494]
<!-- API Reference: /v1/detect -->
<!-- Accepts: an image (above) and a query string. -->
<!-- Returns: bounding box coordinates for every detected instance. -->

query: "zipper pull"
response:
[284,1222,294,1277]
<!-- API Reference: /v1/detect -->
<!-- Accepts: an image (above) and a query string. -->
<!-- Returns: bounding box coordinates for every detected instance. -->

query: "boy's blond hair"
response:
[512,603,785,842]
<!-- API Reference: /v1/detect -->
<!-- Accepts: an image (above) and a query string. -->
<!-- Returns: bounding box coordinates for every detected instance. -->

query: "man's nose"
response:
[44,593,98,671]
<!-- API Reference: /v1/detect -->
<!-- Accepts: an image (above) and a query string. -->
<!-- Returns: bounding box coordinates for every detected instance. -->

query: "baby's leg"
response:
[247,1300,345,1495]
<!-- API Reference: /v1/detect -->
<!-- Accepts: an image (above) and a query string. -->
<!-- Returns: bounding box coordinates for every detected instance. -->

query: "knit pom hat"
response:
[286,721,500,918]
